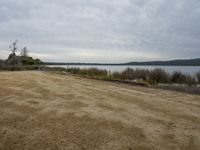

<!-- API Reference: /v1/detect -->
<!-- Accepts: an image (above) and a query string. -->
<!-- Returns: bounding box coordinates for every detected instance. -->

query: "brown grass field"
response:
[0,71,200,150]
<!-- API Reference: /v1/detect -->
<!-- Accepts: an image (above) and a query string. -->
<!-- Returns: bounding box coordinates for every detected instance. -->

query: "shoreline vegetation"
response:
[41,67,200,87]
[1,65,200,95]
[1,63,200,87]
[1,64,200,87]
[44,67,200,95]
[0,41,200,91]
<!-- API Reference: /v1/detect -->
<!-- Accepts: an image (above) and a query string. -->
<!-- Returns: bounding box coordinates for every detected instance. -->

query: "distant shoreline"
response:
[46,64,200,66]
[44,58,200,66]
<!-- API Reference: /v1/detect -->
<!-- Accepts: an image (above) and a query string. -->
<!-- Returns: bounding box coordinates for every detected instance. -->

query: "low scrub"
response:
[78,68,108,78]
[0,64,41,71]
[185,75,197,87]
[149,68,171,85]
[196,71,200,84]
[112,71,123,80]
[120,68,149,80]
[171,71,187,84]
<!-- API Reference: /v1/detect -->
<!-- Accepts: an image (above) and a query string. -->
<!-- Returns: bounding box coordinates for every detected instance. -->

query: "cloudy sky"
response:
[0,0,200,63]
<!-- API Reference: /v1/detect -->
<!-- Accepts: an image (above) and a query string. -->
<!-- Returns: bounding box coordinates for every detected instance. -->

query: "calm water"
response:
[49,65,200,75]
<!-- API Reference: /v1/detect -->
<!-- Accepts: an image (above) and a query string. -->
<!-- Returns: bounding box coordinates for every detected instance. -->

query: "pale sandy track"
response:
[0,71,200,150]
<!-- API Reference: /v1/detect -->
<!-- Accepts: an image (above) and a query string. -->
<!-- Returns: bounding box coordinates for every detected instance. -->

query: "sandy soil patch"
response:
[0,71,200,150]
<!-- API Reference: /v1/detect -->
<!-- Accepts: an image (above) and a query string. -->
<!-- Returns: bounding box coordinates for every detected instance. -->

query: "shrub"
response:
[185,75,197,87]
[171,71,187,84]
[0,59,3,64]
[196,71,200,84]
[21,57,42,65]
[119,68,150,80]
[112,71,123,79]
[68,67,80,74]
[149,68,170,85]
[77,68,107,78]
[0,65,40,71]
[131,69,150,80]
[120,68,134,80]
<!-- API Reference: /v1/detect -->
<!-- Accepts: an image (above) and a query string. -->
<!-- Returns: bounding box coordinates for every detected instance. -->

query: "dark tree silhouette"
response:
[9,40,18,55]
[8,40,18,64]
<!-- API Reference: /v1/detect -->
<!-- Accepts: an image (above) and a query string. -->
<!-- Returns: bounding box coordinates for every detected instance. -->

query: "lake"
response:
[48,65,200,75]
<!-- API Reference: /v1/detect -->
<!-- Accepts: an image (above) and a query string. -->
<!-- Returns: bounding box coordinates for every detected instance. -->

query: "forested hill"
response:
[126,58,200,66]
[45,58,200,66]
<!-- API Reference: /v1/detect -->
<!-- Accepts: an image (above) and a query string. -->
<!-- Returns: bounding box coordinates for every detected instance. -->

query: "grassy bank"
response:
[1,64,199,86]
[42,67,200,87]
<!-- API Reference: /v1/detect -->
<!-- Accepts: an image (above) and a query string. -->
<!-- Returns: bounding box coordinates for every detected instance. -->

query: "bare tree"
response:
[21,47,28,57]
[8,40,18,64]
[9,40,18,55]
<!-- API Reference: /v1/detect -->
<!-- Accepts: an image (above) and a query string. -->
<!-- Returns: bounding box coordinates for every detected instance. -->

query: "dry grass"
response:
[0,71,200,150]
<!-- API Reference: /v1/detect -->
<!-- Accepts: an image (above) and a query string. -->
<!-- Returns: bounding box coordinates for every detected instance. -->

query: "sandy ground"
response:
[0,71,200,150]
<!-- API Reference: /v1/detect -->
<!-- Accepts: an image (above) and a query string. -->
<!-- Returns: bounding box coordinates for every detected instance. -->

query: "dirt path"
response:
[0,71,200,150]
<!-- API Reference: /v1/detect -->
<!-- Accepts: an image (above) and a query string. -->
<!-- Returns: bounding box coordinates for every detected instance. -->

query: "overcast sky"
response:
[0,0,200,63]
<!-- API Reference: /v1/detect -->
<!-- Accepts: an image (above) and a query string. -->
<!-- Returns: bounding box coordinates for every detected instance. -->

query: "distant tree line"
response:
[45,58,200,66]
[125,59,200,66]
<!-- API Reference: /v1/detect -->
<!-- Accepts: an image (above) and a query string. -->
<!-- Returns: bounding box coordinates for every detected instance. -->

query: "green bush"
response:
[21,57,42,65]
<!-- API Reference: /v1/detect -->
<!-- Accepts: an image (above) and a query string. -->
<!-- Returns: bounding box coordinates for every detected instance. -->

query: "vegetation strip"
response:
[42,67,200,87]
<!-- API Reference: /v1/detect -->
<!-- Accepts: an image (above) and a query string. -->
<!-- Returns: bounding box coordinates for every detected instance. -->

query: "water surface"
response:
[49,65,200,74]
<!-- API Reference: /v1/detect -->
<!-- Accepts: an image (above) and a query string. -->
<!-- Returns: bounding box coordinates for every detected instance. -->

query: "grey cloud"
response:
[0,0,199,62]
